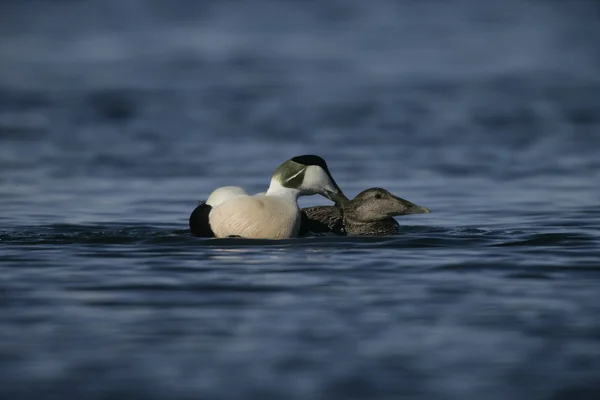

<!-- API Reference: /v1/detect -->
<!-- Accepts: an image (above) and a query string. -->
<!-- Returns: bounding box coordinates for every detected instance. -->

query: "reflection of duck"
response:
[300,187,430,236]
[190,155,348,239]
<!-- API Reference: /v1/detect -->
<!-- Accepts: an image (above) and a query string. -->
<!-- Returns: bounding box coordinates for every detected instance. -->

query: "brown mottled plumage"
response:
[300,205,345,235]
[300,188,430,236]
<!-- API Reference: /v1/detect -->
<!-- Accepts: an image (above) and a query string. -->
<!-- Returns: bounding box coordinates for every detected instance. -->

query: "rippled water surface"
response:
[2,1,600,399]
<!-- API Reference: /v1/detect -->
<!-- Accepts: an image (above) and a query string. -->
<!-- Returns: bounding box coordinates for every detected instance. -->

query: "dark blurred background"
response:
[1,0,599,227]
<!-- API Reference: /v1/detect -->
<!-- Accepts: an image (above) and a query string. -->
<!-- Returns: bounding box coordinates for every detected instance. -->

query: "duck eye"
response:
[374,193,382,199]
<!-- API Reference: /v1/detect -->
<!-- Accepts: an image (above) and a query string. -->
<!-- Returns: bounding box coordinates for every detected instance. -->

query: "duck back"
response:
[300,206,345,236]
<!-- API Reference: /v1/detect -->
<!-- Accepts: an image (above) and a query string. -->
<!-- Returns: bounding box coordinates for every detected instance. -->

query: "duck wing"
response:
[299,206,346,236]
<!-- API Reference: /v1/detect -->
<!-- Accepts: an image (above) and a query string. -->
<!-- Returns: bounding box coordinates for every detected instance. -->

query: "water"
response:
[2,1,600,398]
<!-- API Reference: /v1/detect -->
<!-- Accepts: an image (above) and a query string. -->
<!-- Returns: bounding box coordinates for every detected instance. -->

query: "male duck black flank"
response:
[299,187,430,236]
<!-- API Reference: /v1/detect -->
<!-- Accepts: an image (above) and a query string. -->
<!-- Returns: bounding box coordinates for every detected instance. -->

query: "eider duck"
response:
[192,155,348,239]
[299,187,430,236]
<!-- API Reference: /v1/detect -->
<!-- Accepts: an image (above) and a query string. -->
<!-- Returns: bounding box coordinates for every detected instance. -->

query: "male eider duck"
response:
[193,155,348,239]
[189,186,249,237]
[299,187,430,236]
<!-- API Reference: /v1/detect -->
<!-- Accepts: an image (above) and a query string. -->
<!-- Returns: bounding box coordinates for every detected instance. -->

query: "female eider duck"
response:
[192,155,348,239]
[299,187,430,236]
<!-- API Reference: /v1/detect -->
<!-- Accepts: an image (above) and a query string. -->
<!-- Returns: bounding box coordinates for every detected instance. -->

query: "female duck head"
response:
[269,155,348,204]
[346,187,430,222]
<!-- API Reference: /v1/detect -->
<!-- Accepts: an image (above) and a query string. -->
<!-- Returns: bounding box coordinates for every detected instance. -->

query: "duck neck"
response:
[265,179,301,203]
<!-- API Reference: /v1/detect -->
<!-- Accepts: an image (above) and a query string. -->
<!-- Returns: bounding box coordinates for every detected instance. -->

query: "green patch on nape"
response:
[273,160,306,189]
[284,168,306,189]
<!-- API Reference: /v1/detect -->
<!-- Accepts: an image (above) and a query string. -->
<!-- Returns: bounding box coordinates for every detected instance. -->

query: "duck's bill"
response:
[409,205,431,214]
[323,189,350,206]
[402,200,431,215]
[319,172,350,205]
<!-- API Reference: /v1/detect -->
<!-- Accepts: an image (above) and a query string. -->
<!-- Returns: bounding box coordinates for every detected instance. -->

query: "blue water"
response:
[2,1,600,399]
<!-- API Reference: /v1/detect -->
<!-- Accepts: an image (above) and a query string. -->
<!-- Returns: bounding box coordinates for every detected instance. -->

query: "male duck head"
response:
[344,187,430,222]
[268,155,349,204]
